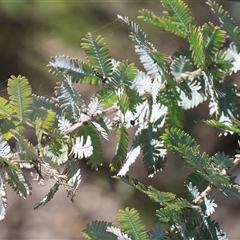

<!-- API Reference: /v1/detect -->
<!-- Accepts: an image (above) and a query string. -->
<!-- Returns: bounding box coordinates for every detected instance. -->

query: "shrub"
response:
[1,0,240,239]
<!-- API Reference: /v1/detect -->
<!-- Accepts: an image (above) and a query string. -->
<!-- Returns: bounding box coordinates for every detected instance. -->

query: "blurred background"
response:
[0,0,240,239]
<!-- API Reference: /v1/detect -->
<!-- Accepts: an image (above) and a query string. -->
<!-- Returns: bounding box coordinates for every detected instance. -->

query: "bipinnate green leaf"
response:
[7,75,33,121]
[140,124,167,176]
[188,26,205,67]
[81,33,113,78]
[162,128,203,167]
[48,56,100,85]
[106,226,131,240]
[6,167,31,199]
[95,88,117,107]
[117,207,148,240]
[76,125,103,170]
[34,109,56,131]
[139,0,193,39]
[202,23,226,58]
[0,97,14,118]
[110,125,129,172]
[148,225,169,240]
[70,136,93,159]
[82,221,117,240]
[34,183,59,209]
[207,0,240,53]
[64,161,81,201]
[163,128,240,197]
[55,77,86,120]
[160,0,193,30]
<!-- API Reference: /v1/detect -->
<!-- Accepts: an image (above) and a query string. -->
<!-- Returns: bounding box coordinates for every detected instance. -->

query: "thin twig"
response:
[61,104,118,135]
[193,154,240,205]
[159,68,203,91]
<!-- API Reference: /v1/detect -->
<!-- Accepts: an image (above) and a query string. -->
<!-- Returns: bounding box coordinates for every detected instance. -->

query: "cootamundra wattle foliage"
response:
[1,0,240,239]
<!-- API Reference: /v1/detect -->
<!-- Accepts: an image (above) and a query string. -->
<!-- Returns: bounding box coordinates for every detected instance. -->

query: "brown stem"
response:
[193,154,240,205]
[61,104,118,135]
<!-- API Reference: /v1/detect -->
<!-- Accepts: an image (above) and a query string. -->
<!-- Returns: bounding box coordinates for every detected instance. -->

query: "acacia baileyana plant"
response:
[1,0,240,239]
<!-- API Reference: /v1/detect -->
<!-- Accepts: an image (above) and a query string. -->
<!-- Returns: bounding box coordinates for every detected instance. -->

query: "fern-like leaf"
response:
[87,98,103,116]
[0,136,12,159]
[199,216,227,239]
[110,125,129,172]
[137,47,167,78]
[32,95,64,121]
[160,0,193,30]
[163,128,240,197]
[140,124,167,177]
[160,88,183,128]
[55,77,86,120]
[207,0,240,53]
[216,79,240,121]
[170,56,193,78]
[76,125,103,170]
[211,152,234,170]
[95,88,118,107]
[90,121,109,142]
[34,183,59,209]
[139,0,193,39]
[140,10,186,38]
[70,136,93,159]
[202,23,226,58]
[82,221,117,240]
[204,119,239,135]
[117,208,148,240]
[148,225,169,240]
[188,26,205,67]
[117,146,141,176]
[131,71,152,97]
[224,43,240,73]
[7,75,33,121]
[117,15,168,77]
[81,33,113,78]
[117,91,130,115]
[63,161,81,200]
[156,208,178,224]
[117,15,153,52]
[48,56,100,85]
[202,72,219,117]
[161,128,209,170]
[186,182,200,202]
[0,97,14,119]
[147,186,176,206]
[111,61,137,89]
[6,167,31,199]
[117,176,190,210]
[34,109,56,131]
[203,196,218,216]
[106,226,132,240]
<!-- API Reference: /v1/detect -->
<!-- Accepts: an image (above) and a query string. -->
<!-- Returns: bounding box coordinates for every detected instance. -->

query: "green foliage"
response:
[117,207,148,240]
[82,221,116,240]
[110,125,128,171]
[8,75,33,122]
[1,0,240,239]
[49,56,100,85]
[207,0,240,53]
[81,33,113,79]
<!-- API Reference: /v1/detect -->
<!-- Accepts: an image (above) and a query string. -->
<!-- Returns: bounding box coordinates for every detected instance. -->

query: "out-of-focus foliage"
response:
[0,0,127,91]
